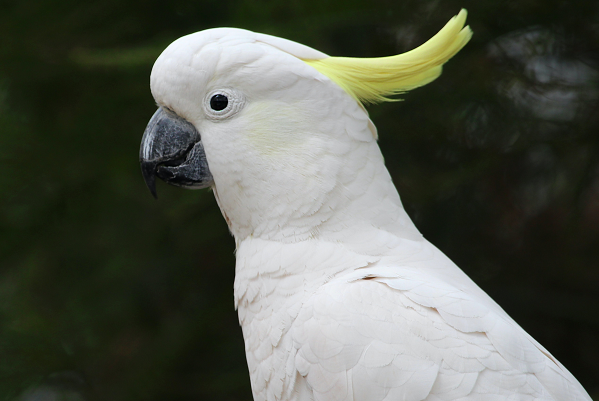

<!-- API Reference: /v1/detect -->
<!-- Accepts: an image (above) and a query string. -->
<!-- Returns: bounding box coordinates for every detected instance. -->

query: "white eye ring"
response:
[203,88,245,120]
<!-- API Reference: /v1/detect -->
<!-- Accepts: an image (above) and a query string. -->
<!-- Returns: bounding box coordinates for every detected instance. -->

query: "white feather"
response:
[148,22,593,401]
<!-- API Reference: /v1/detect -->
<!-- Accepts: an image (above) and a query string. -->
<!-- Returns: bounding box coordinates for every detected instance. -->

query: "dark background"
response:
[1,0,598,400]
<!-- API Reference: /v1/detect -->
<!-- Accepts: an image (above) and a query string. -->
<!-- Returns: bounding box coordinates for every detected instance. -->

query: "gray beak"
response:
[139,107,213,198]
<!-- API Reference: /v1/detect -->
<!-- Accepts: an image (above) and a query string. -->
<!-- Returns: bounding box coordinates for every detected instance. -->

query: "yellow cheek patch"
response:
[303,9,472,104]
[244,101,313,156]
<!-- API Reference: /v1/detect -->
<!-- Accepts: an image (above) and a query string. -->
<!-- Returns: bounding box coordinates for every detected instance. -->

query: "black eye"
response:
[210,94,228,111]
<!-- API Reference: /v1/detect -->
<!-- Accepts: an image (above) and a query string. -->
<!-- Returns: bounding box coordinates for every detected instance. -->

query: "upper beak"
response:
[139,107,213,198]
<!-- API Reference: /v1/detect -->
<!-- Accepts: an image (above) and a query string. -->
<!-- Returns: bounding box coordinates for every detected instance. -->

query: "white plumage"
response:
[146,10,592,401]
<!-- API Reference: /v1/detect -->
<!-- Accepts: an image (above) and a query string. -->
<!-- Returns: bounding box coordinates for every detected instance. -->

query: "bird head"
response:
[140,11,471,242]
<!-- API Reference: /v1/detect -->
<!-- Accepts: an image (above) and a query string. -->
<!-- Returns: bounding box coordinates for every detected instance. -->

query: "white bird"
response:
[139,10,592,401]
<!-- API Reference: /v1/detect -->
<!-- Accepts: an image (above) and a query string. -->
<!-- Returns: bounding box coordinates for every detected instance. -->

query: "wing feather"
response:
[290,265,591,400]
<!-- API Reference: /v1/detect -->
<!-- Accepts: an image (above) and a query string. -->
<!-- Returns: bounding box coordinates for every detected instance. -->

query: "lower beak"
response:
[139,107,213,198]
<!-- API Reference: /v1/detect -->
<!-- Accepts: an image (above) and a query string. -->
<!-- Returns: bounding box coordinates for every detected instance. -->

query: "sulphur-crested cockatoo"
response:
[139,10,591,401]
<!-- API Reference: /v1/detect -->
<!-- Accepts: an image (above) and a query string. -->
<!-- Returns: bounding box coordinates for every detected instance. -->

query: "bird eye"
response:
[204,89,245,121]
[210,94,228,111]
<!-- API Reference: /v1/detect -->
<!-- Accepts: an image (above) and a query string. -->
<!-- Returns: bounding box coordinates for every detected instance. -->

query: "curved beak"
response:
[139,107,213,198]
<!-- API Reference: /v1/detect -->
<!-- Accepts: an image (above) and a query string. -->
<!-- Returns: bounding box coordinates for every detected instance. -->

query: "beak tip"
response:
[145,176,159,200]
[141,160,159,199]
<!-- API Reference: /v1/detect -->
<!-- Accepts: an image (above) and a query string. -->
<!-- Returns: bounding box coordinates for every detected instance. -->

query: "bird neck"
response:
[211,139,422,248]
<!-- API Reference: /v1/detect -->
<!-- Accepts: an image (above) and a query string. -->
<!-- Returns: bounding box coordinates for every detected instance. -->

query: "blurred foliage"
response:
[1,0,598,400]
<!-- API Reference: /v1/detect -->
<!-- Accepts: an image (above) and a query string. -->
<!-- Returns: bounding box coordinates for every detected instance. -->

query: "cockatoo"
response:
[139,10,592,401]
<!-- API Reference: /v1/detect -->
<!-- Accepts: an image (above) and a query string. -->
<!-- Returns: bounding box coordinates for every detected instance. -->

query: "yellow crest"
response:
[304,9,472,104]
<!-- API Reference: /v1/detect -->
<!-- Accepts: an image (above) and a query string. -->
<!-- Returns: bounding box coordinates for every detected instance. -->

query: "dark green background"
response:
[1,0,598,400]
